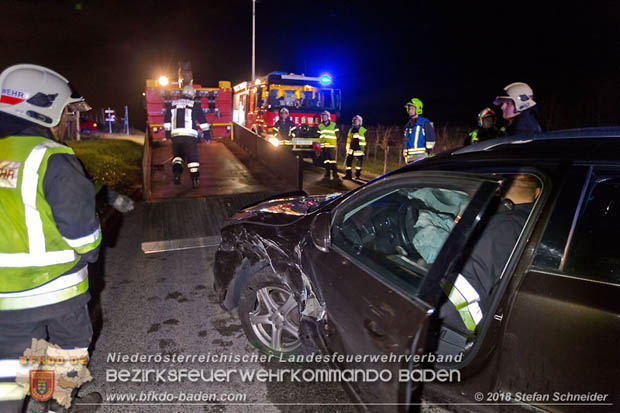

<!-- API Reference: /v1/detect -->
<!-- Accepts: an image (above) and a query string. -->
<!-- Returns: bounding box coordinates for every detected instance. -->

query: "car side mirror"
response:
[311,212,331,252]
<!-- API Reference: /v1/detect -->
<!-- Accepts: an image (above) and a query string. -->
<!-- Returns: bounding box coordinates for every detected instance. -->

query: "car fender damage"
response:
[216,225,326,325]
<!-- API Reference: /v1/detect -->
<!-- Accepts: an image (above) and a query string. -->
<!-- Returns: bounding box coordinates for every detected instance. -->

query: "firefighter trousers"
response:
[322,147,338,178]
[172,135,200,179]
[345,154,364,178]
[0,305,92,412]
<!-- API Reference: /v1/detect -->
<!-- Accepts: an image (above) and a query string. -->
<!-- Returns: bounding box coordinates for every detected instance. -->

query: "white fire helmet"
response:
[494,82,536,112]
[0,64,85,127]
[182,85,196,99]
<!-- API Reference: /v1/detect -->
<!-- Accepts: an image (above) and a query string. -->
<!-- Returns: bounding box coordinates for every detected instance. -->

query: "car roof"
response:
[423,126,620,166]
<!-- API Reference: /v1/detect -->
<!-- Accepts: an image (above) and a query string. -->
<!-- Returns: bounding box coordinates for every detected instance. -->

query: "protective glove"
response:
[202,129,212,144]
[109,191,135,213]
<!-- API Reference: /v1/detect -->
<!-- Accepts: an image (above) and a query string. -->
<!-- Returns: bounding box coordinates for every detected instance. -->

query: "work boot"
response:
[343,170,352,180]
[355,171,361,180]
[322,168,331,180]
[331,167,341,182]
[173,174,181,185]
[48,391,102,412]
[191,174,200,189]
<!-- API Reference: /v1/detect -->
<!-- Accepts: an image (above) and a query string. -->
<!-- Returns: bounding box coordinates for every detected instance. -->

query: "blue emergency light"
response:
[319,74,332,85]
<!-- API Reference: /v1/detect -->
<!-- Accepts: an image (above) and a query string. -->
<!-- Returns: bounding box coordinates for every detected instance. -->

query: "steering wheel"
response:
[397,201,421,258]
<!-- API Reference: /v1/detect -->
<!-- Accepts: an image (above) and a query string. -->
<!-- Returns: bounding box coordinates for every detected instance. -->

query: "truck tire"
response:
[239,268,303,358]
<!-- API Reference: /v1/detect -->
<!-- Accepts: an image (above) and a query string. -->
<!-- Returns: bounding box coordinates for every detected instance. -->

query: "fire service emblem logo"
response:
[29,370,55,402]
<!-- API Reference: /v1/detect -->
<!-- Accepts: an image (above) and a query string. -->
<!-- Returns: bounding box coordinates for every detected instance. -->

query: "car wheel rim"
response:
[249,286,301,353]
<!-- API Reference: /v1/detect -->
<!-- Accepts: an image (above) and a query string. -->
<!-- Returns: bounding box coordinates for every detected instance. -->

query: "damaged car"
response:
[214,128,620,411]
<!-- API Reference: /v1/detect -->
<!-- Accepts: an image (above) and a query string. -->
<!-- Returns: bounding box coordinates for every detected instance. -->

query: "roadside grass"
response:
[67,138,143,195]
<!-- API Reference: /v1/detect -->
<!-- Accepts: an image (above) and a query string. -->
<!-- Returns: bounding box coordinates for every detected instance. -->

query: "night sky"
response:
[2,0,618,130]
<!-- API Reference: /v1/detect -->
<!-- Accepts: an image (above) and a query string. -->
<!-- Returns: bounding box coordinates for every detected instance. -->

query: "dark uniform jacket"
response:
[506,108,542,136]
[439,202,533,334]
[273,118,296,139]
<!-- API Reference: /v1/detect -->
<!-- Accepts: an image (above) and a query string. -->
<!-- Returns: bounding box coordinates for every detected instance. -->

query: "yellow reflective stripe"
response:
[446,274,483,331]
[0,382,27,401]
[171,128,198,137]
[413,126,421,149]
[0,277,88,311]
[0,267,87,298]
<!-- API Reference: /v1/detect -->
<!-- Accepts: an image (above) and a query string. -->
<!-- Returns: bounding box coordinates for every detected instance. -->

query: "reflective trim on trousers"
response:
[447,274,483,331]
[172,157,184,165]
[0,360,32,379]
[0,382,27,401]
[187,162,200,173]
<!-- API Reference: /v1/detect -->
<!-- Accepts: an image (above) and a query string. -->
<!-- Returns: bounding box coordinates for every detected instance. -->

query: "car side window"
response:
[331,180,476,295]
[563,174,620,285]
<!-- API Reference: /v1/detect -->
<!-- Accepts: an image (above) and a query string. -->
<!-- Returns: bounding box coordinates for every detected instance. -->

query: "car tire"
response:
[239,268,304,358]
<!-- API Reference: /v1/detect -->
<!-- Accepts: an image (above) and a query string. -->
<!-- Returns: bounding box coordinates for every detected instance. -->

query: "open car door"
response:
[303,171,502,411]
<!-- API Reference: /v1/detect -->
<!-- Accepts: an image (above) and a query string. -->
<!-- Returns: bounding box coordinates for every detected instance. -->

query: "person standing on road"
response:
[465,107,498,145]
[318,110,341,182]
[403,98,436,163]
[493,82,542,136]
[0,64,103,412]
[163,85,210,189]
[344,115,366,180]
[272,107,296,141]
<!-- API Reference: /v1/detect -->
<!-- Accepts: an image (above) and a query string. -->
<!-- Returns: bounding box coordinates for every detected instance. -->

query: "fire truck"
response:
[142,62,233,201]
[233,72,341,159]
[145,76,232,142]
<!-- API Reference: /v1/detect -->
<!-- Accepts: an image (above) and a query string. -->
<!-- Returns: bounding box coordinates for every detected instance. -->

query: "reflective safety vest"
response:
[346,126,366,156]
[163,98,209,138]
[403,116,434,162]
[318,122,339,148]
[0,136,101,310]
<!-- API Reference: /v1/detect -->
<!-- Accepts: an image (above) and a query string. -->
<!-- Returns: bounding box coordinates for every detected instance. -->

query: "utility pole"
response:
[252,0,256,81]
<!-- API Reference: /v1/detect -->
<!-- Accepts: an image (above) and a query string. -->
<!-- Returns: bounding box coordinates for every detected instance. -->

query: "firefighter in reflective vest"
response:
[466,107,498,146]
[0,64,102,412]
[163,85,210,189]
[318,110,340,181]
[272,107,296,141]
[403,98,436,163]
[344,115,366,180]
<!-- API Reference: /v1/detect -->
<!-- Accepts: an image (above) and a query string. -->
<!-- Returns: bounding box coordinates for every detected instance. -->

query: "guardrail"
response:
[232,122,303,190]
[142,128,153,201]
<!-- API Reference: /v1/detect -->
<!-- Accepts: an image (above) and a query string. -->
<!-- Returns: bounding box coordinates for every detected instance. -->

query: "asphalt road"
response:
[26,203,358,413]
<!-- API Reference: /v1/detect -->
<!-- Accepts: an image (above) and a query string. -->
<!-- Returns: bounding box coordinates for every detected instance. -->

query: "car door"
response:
[302,171,502,411]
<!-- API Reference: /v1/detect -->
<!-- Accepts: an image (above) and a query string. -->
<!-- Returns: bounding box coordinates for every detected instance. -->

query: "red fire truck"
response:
[145,77,232,142]
[233,72,341,159]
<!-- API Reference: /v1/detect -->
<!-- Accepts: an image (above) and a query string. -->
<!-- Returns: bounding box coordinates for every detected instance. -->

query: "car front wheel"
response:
[239,269,302,357]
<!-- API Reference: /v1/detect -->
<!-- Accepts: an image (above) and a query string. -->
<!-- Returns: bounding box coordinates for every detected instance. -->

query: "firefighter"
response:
[466,107,498,145]
[344,115,366,180]
[493,82,542,136]
[403,98,436,163]
[272,107,296,140]
[439,175,540,337]
[0,64,102,412]
[163,85,210,189]
[318,110,340,181]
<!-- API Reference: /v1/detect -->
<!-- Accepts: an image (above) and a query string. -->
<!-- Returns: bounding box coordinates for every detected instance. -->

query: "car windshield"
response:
[266,84,340,112]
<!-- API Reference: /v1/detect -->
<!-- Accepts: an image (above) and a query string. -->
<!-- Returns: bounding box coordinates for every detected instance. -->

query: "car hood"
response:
[230,192,342,223]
